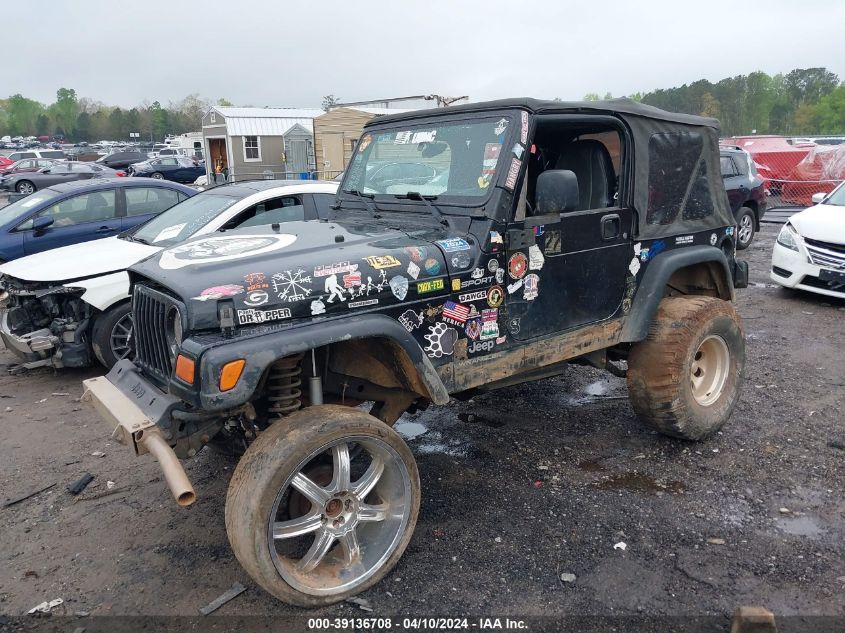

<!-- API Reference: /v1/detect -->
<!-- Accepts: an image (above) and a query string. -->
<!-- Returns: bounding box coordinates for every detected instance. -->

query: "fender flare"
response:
[621,246,734,342]
[190,313,450,411]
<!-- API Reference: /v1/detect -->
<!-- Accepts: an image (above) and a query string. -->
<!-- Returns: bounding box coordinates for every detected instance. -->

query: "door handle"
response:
[96,226,116,233]
[600,214,621,241]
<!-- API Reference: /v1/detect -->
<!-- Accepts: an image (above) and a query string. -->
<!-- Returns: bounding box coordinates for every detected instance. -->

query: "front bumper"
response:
[0,308,92,369]
[771,242,845,299]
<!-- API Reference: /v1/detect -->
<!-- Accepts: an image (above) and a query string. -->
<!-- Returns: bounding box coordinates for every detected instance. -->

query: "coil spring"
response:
[266,353,304,419]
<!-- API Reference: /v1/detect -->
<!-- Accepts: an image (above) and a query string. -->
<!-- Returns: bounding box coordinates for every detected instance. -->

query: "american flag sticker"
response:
[442,300,470,325]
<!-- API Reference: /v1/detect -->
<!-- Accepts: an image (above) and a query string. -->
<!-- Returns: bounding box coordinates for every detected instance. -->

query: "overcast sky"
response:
[8,0,845,108]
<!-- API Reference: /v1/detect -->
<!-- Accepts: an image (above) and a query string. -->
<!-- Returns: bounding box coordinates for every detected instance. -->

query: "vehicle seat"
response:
[82,192,110,222]
[554,140,615,210]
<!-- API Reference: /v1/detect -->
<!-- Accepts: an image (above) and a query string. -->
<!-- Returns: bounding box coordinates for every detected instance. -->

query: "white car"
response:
[0,180,337,369]
[771,185,845,299]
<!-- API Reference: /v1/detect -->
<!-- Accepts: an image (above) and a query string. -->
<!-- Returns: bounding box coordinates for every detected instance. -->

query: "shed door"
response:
[289,140,308,173]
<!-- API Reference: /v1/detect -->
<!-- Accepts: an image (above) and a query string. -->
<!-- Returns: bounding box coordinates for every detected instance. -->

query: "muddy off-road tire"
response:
[226,405,420,607]
[627,296,745,440]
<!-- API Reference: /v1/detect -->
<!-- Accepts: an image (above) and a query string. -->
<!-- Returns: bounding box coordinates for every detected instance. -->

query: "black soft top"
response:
[368,98,732,239]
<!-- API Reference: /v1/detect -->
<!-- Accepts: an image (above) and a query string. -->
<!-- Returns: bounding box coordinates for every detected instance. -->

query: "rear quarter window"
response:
[646,132,713,225]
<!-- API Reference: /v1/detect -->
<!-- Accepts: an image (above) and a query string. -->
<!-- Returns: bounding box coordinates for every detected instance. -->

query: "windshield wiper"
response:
[338,189,380,219]
[398,192,448,226]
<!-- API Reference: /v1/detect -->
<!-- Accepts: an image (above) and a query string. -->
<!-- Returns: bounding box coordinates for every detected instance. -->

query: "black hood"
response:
[129,217,479,332]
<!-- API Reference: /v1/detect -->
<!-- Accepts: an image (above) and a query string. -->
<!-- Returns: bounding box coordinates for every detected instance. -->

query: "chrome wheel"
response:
[738,214,753,245]
[16,181,34,194]
[151,172,164,180]
[109,313,134,361]
[268,436,412,597]
[690,334,730,406]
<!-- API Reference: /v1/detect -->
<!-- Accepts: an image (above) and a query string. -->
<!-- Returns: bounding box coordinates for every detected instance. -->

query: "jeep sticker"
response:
[363,255,401,269]
[237,307,292,325]
[158,234,297,270]
[417,278,445,294]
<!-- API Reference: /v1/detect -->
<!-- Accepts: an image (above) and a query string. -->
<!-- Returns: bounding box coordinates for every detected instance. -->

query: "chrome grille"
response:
[804,237,845,270]
[132,284,179,385]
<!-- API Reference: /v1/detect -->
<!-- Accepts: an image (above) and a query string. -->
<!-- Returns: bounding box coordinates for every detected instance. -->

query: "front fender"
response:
[179,314,450,411]
[621,245,734,343]
[75,271,130,311]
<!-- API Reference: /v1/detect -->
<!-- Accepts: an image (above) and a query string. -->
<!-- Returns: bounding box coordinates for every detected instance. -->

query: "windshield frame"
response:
[822,181,845,207]
[0,190,59,228]
[337,109,522,213]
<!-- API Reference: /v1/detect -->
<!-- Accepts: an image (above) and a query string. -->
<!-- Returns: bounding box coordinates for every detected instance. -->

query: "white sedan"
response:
[771,184,845,299]
[0,181,337,369]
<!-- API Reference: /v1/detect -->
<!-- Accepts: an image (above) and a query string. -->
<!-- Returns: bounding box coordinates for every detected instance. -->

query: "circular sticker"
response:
[424,258,441,275]
[487,285,505,308]
[508,252,528,280]
[487,258,499,273]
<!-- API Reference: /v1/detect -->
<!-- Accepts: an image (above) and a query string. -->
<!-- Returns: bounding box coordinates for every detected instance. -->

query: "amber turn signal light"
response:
[219,359,246,392]
[175,355,195,384]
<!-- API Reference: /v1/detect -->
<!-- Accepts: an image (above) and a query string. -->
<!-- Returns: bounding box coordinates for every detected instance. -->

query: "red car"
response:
[0,156,14,170]
[0,158,56,177]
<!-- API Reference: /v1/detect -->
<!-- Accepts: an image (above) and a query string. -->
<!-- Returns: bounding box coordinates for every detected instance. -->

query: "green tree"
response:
[51,87,79,137]
[217,97,234,107]
[5,94,45,136]
[109,107,126,139]
[812,85,845,134]
[321,94,340,112]
[75,112,91,140]
[784,68,839,109]
[583,93,601,102]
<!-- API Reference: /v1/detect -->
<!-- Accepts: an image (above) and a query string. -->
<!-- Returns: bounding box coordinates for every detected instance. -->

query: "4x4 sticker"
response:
[424,323,458,358]
[159,234,297,270]
[363,255,401,269]
[237,307,292,325]
[437,238,471,252]
[487,285,505,308]
[417,278,445,294]
[508,252,528,279]
[272,269,313,302]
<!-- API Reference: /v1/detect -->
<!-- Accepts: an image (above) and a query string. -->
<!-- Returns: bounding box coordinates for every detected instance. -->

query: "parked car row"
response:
[0,161,124,194]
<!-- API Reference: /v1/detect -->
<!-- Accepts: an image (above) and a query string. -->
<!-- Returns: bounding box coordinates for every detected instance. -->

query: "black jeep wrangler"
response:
[83,98,749,606]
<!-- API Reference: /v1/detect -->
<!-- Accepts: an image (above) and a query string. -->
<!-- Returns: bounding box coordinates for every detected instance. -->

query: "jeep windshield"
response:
[340,115,515,206]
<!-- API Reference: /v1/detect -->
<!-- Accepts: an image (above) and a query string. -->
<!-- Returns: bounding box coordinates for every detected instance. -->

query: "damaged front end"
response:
[0,276,94,370]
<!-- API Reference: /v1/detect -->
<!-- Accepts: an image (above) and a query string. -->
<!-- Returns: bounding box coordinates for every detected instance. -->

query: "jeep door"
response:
[507,119,633,339]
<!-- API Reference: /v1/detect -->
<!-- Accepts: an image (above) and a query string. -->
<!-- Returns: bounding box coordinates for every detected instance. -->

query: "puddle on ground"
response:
[775,515,824,538]
[565,379,627,406]
[584,381,609,396]
[394,421,428,440]
[595,472,685,495]
[395,420,469,457]
[749,282,779,289]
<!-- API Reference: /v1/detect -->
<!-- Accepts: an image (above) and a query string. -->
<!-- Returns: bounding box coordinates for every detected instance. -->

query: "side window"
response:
[18,160,34,169]
[646,132,712,225]
[229,196,305,229]
[312,193,337,219]
[732,155,748,176]
[720,156,736,177]
[125,187,182,216]
[161,158,178,166]
[31,191,117,227]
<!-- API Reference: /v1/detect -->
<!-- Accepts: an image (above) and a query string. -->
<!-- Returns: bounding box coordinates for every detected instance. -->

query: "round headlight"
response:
[165,306,183,359]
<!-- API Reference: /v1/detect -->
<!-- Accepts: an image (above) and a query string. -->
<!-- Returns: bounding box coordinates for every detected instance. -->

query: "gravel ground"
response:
[0,222,843,625]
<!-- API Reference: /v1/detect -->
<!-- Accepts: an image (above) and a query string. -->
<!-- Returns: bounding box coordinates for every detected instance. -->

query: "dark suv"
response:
[83,98,749,607]
[720,147,767,249]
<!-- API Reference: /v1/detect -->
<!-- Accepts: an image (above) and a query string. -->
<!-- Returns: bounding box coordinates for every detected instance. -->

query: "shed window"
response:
[646,132,713,225]
[243,136,261,161]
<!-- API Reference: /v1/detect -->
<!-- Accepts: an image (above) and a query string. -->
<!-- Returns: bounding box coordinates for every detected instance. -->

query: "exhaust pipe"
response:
[137,429,196,507]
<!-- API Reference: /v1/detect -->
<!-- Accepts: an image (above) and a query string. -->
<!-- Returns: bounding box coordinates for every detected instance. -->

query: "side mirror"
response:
[811,192,826,205]
[32,216,54,233]
[536,169,579,215]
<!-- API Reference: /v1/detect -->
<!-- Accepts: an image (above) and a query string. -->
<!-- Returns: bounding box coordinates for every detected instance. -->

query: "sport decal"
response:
[159,234,297,270]
[424,323,458,358]
[508,252,528,279]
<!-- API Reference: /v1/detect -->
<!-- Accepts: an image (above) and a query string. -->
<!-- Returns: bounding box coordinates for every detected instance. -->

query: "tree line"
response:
[0,89,235,142]
[586,67,844,137]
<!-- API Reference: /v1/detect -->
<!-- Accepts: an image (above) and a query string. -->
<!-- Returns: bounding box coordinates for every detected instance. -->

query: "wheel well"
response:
[741,200,760,229]
[665,262,732,300]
